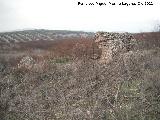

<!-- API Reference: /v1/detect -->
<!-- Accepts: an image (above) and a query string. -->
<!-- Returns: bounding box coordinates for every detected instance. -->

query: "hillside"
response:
[134,32,160,49]
[0,29,94,45]
[0,31,160,120]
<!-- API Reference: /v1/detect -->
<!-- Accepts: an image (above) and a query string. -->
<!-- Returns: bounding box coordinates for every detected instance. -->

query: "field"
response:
[0,30,160,120]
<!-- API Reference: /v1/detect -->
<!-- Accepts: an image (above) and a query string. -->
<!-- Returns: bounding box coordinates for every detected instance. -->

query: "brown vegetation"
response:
[0,31,160,120]
[134,31,160,49]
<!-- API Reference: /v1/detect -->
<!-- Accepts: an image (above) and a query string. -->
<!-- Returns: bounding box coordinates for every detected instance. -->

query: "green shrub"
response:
[55,57,70,63]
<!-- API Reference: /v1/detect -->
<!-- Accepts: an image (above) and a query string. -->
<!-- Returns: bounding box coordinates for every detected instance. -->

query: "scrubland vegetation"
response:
[0,30,160,120]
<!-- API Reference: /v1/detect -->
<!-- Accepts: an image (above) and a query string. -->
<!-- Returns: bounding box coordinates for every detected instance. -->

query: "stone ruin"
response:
[18,56,35,69]
[95,32,137,63]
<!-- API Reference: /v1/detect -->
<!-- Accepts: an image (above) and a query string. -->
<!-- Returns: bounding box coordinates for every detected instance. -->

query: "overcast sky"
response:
[0,0,160,32]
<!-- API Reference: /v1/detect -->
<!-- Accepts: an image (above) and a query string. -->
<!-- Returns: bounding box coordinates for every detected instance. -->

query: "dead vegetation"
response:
[0,31,160,120]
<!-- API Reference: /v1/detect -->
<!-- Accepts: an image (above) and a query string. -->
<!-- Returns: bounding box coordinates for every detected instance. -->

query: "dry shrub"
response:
[1,36,101,61]
[0,49,160,120]
[0,32,160,120]
[134,32,160,50]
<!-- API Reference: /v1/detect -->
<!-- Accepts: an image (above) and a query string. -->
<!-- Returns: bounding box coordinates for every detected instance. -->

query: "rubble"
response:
[95,32,137,63]
[18,56,35,69]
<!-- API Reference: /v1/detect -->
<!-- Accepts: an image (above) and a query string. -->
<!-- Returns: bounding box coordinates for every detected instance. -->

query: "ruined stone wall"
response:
[95,32,137,63]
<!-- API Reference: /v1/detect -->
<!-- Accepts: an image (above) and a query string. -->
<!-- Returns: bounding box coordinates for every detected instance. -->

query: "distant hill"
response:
[0,29,94,44]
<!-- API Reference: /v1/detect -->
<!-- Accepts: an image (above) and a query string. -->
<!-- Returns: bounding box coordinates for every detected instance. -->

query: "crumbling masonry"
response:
[95,32,137,63]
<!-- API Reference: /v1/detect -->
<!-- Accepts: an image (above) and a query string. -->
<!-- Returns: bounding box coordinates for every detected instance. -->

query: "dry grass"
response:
[134,31,160,49]
[0,32,160,120]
